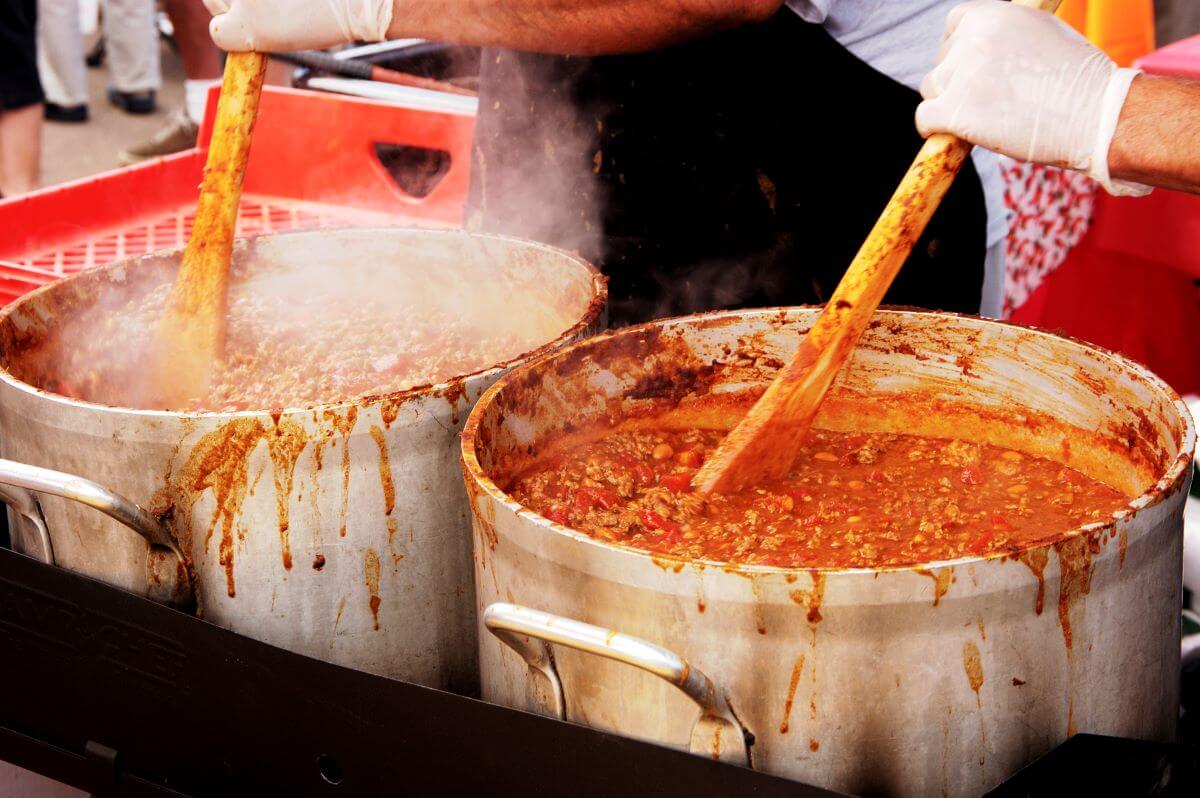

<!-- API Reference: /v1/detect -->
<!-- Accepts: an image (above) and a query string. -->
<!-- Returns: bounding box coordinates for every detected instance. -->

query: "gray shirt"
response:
[787,0,1009,248]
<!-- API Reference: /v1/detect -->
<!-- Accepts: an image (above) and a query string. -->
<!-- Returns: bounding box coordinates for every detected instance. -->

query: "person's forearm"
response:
[1109,75,1200,195]
[389,0,783,54]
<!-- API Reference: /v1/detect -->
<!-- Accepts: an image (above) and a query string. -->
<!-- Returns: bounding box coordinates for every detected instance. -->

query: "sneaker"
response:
[44,102,89,123]
[118,110,199,165]
[107,87,157,115]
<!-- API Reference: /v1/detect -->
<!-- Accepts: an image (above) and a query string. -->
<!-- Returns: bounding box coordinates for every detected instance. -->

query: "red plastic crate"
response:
[0,85,476,304]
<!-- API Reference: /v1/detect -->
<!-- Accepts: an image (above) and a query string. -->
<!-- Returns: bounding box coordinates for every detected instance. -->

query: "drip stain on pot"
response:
[369,424,396,517]
[963,640,986,768]
[1017,547,1049,615]
[177,419,272,597]
[364,548,381,631]
[266,417,307,570]
[916,567,953,607]
[1054,532,1101,650]
[327,407,359,538]
[779,652,805,734]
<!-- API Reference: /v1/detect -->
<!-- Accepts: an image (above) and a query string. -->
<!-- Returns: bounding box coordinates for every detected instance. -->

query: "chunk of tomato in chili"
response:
[660,472,695,493]
[617,453,656,487]
[639,510,682,542]
[574,486,620,512]
[545,505,571,525]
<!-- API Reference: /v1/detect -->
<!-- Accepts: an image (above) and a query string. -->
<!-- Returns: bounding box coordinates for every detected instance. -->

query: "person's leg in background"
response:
[169,0,221,124]
[103,0,160,113]
[0,0,45,196]
[120,0,219,162]
[36,0,90,122]
[0,104,44,196]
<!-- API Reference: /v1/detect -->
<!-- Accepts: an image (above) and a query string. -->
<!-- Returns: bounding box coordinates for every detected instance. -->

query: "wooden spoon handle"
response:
[694,0,1062,495]
[155,51,267,406]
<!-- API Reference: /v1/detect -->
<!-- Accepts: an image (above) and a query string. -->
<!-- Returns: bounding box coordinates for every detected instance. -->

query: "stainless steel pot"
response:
[0,227,605,693]
[461,308,1194,796]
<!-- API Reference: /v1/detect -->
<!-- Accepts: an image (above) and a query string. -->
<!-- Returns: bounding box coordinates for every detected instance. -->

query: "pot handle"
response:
[0,458,190,579]
[483,602,750,766]
[0,483,53,564]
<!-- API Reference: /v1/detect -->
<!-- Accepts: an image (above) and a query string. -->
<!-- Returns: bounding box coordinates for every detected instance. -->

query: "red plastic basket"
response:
[0,85,476,305]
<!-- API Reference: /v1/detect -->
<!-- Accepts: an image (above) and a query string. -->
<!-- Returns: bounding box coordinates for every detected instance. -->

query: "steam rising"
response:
[1,229,597,412]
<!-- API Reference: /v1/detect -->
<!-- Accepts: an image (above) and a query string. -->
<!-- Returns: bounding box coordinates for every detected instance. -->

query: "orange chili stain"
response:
[266,417,307,570]
[779,653,805,734]
[1118,528,1128,570]
[789,571,826,624]
[380,398,401,429]
[1054,532,1101,650]
[710,725,723,761]
[364,548,381,631]
[809,739,820,752]
[369,424,396,517]
[963,640,984,694]
[977,614,986,641]
[749,576,767,634]
[327,406,358,538]
[333,596,346,633]
[176,419,269,597]
[1018,547,1049,615]
[916,567,952,607]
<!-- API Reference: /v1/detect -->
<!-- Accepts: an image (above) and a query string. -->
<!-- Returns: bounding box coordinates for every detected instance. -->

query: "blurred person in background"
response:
[918,0,1200,196]
[120,0,222,162]
[0,0,43,196]
[38,0,161,122]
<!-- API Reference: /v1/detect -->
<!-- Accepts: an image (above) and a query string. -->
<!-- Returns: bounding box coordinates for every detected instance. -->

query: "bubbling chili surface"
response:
[507,426,1130,568]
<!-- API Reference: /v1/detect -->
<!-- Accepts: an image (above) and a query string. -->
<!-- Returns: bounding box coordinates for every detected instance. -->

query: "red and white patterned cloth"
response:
[1001,158,1098,317]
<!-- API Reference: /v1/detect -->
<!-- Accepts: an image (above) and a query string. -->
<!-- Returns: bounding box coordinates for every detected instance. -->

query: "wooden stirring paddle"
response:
[693,0,1062,496]
[152,51,267,408]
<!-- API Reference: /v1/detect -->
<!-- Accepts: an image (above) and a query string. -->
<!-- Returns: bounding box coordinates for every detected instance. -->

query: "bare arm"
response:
[388,0,783,54]
[1108,75,1200,195]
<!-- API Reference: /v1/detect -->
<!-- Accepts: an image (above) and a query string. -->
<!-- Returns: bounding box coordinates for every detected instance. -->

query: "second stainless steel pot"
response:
[462,307,1194,796]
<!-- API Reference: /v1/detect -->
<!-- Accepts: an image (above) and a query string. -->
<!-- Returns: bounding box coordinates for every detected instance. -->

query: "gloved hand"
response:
[916,0,1150,196]
[202,0,393,53]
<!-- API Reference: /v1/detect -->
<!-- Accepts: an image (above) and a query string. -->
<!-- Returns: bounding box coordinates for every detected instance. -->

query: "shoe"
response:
[107,88,157,115]
[118,110,199,165]
[44,102,88,123]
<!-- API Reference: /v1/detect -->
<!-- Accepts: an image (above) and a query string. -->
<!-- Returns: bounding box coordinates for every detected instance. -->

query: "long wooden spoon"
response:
[693,0,1062,495]
[151,51,267,408]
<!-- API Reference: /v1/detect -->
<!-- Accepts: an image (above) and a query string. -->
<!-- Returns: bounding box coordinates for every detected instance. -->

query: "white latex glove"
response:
[916,0,1151,197]
[202,0,393,53]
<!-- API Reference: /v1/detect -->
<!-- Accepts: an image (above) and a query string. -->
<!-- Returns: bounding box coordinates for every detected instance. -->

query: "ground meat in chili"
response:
[507,426,1129,568]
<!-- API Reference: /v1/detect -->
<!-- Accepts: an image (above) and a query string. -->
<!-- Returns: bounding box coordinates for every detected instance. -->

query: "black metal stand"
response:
[0,547,837,797]
[5,544,1200,797]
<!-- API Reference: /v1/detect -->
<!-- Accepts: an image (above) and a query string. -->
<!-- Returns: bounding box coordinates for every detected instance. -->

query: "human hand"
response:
[916,0,1150,196]
[202,0,393,53]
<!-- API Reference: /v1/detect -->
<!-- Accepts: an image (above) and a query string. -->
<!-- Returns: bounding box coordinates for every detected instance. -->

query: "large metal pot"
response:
[461,308,1194,796]
[0,227,605,693]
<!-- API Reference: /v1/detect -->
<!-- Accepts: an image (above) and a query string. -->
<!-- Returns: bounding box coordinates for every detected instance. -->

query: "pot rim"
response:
[461,306,1197,576]
[0,228,608,420]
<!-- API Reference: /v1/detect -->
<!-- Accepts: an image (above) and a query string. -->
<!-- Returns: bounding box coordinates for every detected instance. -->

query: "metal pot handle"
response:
[0,482,53,564]
[0,458,191,588]
[483,602,750,766]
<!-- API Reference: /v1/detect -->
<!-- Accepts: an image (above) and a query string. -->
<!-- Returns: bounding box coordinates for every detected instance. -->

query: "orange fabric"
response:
[1056,0,1156,67]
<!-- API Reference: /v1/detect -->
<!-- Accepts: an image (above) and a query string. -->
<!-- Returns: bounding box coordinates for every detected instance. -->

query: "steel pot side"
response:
[461,307,1194,797]
[0,227,606,693]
